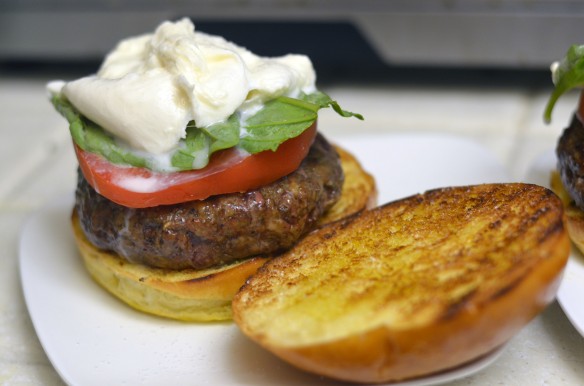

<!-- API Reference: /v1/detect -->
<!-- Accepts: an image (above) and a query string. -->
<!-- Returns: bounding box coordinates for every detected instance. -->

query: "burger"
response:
[48,18,375,322]
[544,44,584,254]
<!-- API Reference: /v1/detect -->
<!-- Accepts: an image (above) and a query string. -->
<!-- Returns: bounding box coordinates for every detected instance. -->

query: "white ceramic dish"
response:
[525,150,584,338]
[20,133,512,386]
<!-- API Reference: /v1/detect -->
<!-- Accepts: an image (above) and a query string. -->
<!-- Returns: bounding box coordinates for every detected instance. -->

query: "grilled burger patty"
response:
[557,115,584,210]
[75,134,344,270]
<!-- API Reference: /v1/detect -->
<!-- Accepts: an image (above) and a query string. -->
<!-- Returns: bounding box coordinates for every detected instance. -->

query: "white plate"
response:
[20,133,512,386]
[525,150,584,338]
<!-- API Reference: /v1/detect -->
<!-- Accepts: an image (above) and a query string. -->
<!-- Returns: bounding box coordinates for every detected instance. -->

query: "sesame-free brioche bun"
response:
[233,183,569,383]
[71,145,376,322]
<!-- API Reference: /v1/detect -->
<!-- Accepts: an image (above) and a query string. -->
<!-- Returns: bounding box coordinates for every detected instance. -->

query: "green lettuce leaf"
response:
[544,44,584,123]
[51,90,362,172]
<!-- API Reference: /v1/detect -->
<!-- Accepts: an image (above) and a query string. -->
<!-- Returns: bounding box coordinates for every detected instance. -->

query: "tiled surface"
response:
[2,74,584,385]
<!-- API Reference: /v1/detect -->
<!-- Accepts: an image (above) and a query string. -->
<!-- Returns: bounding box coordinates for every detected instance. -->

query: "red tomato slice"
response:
[75,124,318,208]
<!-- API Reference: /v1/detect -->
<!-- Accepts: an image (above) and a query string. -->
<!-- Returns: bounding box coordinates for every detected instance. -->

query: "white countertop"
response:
[2,73,584,385]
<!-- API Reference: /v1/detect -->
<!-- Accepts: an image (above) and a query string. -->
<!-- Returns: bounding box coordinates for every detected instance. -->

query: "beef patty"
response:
[75,134,344,270]
[557,114,584,210]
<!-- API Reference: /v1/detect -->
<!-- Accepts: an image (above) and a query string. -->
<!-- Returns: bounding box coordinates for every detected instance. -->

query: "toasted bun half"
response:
[550,170,584,253]
[71,145,376,322]
[233,183,569,383]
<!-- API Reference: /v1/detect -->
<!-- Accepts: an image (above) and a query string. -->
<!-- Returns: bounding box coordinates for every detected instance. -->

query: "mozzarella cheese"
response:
[57,18,316,154]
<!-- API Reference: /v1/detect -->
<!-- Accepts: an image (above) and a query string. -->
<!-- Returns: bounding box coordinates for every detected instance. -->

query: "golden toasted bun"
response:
[233,183,569,383]
[72,213,269,321]
[71,146,376,322]
[550,171,584,254]
[318,145,377,225]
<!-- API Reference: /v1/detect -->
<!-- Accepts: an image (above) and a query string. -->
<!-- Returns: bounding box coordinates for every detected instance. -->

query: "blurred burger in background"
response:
[545,44,584,254]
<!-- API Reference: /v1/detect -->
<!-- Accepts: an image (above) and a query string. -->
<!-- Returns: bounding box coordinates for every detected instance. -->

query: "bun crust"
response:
[71,145,376,322]
[233,183,569,383]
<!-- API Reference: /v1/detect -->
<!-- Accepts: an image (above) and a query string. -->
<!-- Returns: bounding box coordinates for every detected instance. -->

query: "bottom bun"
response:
[72,145,376,322]
[72,213,269,321]
[550,171,584,254]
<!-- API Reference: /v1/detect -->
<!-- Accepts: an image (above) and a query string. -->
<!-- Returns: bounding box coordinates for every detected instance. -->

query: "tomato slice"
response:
[75,123,317,208]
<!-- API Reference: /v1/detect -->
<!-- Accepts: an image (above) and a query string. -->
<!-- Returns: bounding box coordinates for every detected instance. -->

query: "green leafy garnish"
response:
[302,91,364,119]
[203,114,241,153]
[171,115,241,170]
[52,94,147,167]
[241,91,363,153]
[171,127,210,170]
[51,90,362,172]
[544,44,584,123]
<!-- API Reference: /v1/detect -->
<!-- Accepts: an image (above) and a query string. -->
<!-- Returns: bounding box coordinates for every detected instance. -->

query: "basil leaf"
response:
[169,116,240,170]
[300,91,364,120]
[52,94,148,167]
[544,44,584,123]
[171,127,210,170]
[52,95,86,148]
[201,114,240,153]
[241,96,318,153]
[51,89,363,171]
[240,91,363,153]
